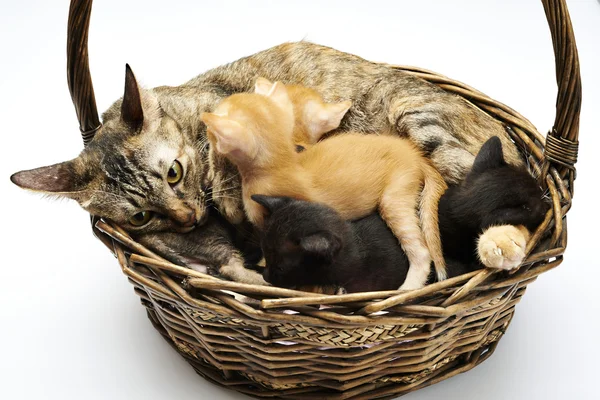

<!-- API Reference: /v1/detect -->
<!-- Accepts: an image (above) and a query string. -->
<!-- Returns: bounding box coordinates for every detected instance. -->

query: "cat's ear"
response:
[10,159,91,199]
[264,81,291,106]
[254,77,274,95]
[121,64,144,131]
[251,195,290,216]
[300,232,342,262]
[472,136,505,173]
[200,112,257,160]
[303,100,352,142]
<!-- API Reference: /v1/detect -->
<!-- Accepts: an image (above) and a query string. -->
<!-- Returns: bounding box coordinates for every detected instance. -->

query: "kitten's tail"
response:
[420,162,448,282]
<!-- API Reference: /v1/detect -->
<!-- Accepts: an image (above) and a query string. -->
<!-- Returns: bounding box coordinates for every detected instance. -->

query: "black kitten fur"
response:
[439,136,548,265]
[255,137,549,293]
[255,195,410,292]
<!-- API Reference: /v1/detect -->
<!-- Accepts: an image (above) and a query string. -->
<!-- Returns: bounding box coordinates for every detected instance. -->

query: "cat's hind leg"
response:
[379,175,432,291]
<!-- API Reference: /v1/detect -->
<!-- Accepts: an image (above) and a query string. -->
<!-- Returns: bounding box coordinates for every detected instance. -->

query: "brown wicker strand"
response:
[67,0,101,146]
[541,0,581,182]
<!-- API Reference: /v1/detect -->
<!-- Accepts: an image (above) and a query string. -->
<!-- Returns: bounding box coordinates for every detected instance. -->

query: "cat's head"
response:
[10,65,211,234]
[451,136,549,232]
[251,194,347,288]
[200,81,296,170]
[254,78,352,148]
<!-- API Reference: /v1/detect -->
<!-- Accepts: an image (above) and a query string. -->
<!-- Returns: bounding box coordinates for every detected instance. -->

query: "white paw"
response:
[398,262,430,291]
[398,280,424,291]
[335,287,348,295]
[477,225,528,270]
[220,263,270,286]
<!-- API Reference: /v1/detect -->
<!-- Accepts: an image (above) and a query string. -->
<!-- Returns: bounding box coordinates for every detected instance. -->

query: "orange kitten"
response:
[201,81,447,290]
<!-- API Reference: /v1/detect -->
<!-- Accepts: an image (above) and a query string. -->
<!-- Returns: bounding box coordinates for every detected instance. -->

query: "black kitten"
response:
[254,195,410,292]
[254,137,549,293]
[439,136,549,265]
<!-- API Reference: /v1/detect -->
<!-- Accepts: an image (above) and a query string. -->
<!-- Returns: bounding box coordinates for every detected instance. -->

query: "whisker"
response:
[211,195,239,201]
[199,140,210,154]
[217,172,240,186]
[211,185,240,195]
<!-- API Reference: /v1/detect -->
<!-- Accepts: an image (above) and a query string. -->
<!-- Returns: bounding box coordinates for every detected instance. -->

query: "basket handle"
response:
[541,0,581,188]
[67,0,101,147]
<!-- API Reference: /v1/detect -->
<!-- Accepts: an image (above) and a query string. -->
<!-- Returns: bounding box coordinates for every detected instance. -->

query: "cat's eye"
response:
[129,211,152,226]
[167,160,183,185]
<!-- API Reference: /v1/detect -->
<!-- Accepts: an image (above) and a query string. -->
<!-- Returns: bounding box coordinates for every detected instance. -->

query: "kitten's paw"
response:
[477,225,530,270]
[398,280,425,291]
[335,287,347,295]
[398,262,430,291]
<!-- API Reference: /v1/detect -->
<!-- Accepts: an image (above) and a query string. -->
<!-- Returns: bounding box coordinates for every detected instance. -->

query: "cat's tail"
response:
[420,162,448,282]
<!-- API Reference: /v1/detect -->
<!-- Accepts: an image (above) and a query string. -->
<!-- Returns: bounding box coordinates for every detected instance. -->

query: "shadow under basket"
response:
[65,0,581,398]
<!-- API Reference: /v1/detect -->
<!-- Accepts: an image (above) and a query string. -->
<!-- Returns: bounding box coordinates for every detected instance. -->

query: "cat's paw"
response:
[477,225,530,270]
[185,261,209,274]
[398,280,425,291]
[335,286,348,295]
[220,260,270,286]
[397,263,430,291]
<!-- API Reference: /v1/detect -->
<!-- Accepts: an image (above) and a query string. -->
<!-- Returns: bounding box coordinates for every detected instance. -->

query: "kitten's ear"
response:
[254,77,274,95]
[121,64,144,131]
[200,112,257,160]
[10,159,90,199]
[304,100,352,142]
[300,232,342,262]
[472,136,505,173]
[251,195,290,216]
[265,81,291,106]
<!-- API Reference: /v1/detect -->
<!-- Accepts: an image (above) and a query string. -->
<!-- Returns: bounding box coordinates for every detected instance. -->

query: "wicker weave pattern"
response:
[64,0,581,398]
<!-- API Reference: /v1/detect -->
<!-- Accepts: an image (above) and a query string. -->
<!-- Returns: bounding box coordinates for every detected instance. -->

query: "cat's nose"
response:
[171,208,197,227]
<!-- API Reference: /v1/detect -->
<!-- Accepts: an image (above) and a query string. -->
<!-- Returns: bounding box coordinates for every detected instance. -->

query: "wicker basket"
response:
[65,0,581,398]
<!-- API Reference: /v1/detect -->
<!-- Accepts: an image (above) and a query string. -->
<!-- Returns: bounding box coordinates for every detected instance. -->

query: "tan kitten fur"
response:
[202,82,448,290]
[477,225,531,270]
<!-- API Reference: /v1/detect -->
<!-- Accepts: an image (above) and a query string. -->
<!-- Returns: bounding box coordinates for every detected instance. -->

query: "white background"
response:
[1,1,599,399]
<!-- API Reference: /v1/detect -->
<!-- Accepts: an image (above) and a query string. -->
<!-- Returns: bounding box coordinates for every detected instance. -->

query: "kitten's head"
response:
[10,65,211,234]
[452,136,549,232]
[255,78,352,148]
[200,81,295,170]
[251,195,347,289]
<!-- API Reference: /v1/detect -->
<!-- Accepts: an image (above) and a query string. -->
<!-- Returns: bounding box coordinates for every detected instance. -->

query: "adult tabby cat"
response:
[10,42,523,283]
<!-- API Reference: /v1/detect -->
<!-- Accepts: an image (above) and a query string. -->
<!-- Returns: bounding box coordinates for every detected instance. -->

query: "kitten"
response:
[440,136,549,269]
[201,81,447,290]
[255,137,548,293]
[11,42,523,284]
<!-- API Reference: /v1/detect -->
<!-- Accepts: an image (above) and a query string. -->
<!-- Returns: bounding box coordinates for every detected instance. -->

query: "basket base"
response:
[146,308,507,400]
